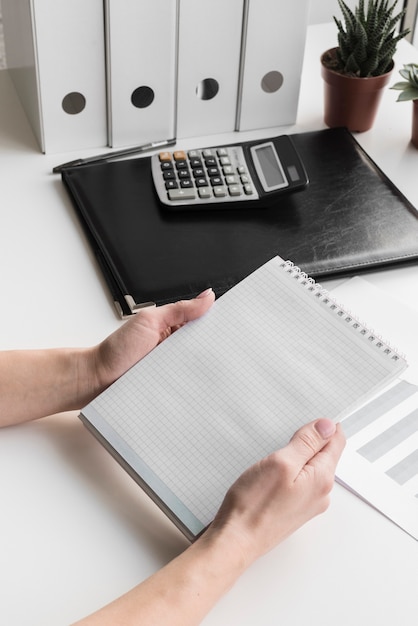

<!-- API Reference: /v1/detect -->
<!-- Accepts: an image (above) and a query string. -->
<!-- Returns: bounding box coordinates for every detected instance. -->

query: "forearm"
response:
[0,348,101,426]
[0,293,215,428]
[73,527,248,626]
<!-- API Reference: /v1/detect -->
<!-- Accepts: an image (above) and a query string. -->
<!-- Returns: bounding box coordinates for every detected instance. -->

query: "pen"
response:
[52,138,177,174]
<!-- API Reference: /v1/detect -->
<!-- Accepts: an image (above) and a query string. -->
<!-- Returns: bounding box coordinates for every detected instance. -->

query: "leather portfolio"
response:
[61,127,418,316]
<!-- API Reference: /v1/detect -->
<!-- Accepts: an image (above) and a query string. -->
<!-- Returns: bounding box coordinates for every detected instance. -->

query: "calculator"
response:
[151,135,308,210]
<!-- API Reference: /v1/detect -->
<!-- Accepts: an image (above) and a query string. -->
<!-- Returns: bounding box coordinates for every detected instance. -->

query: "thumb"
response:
[280,418,337,476]
[165,288,215,324]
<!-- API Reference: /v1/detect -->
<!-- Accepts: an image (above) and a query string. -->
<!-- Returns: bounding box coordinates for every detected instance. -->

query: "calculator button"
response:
[207,166,220,177]
[198,187,212,199]
[240,174,249,184]
[188,150,199,158]
[213,186,228,197]
[228,185,241,196]
[159,151,172,162]
[204,156,217,167]
[210,176,223,186]
[223,165,233,175]
[219,156,231,166]
[165,180,178,190]
[195,177,209,187]
[202,149,215,157]
[160,161,173,171]
[217,148,228,156]
[244,184,254,195]
[225,174,239,185]
[193,168,205,178]
[237,165,246,174]
[173,150,187,161]
[180,179,194,188]
[178,169,191,179]
[163,170,176,180]
[175,160,188,169]
[189,157,203,168]
[168,188,196,201]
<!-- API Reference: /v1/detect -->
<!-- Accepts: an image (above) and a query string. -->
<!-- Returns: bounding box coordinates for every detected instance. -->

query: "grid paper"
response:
[86,257,407,530]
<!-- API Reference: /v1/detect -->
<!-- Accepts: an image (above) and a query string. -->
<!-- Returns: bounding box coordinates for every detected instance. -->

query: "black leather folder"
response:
[62,127,418,316]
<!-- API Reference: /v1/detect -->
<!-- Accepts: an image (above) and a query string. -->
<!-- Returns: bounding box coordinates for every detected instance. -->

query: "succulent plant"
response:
[391,63,418,101]
[331,0,409,78]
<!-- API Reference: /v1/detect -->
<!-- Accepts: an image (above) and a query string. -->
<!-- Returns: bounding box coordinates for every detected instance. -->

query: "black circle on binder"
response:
[196,78,219,100]
[62,92,86,115]
[131,86,155,108]
[261,71,284,93]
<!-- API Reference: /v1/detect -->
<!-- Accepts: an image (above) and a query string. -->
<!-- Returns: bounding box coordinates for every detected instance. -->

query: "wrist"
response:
[73,346,107,409]
[196,519,256,578]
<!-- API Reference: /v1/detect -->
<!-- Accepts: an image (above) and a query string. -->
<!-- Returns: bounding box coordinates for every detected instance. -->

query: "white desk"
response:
[0,24,417,625]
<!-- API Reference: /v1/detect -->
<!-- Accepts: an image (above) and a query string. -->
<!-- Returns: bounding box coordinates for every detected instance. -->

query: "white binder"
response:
[176,0,245,139]
[106,0,178,148]
[236,0,310,132]
[1,0,107,154]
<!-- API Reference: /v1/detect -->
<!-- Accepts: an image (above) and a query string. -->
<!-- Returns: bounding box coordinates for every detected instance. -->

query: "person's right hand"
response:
[207,418,345,566]
[71,419,345,626]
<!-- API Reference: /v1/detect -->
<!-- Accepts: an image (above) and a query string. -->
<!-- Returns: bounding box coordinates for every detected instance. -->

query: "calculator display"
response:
[250,142,287,191]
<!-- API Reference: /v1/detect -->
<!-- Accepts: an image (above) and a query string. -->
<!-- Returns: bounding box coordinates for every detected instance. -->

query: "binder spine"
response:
[234,0,250,131]
[280,260,405,363]
[2,0,107,153]
[176,0,245,138]
[236,0,310,132]
[105,0,179,148]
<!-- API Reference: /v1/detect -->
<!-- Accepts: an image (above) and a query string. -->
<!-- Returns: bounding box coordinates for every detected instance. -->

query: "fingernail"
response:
[314,418,336,439]
[196,288,213,299]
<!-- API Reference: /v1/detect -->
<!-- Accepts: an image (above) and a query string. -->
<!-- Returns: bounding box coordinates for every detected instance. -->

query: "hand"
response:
[0,289,215,428]
[207,418,345,566]
[71,419,344,626]
[93,288,215,391]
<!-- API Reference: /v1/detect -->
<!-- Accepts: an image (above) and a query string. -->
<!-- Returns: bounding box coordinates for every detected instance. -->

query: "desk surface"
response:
[1,23,418,626]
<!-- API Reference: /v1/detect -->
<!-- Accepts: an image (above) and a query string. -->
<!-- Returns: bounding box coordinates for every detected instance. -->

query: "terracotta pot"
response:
[321,48,393,132]
[412,100,418,148]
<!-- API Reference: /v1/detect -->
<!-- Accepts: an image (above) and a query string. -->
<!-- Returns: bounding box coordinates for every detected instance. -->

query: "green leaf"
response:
[391,81,412,90]
[331,0,409,77]
[399,69,411,80]
[396,88,418,102]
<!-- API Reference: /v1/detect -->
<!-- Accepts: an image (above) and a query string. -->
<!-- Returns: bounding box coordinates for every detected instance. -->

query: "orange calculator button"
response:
[173,150,187,161]
[159,151,172,161]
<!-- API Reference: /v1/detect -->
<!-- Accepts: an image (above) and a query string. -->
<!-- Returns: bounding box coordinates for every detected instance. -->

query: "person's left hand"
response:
[92,288,215,392]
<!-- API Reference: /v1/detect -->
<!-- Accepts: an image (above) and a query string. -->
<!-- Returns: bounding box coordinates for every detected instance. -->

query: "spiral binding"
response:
[279,260,405,363]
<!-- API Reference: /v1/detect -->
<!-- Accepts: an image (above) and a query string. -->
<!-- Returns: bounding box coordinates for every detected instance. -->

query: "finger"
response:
[305,422,346,473]
[278,418,339,478]
[156,288,215,329]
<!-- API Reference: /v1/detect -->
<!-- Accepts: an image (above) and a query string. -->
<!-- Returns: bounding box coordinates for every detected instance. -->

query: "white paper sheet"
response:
[331,277,418,540]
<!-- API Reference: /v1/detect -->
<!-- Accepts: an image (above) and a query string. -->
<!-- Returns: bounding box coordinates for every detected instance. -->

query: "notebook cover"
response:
[61,127,418,315]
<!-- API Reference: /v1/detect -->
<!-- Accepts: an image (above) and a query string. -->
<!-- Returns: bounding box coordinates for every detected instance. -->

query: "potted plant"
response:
[391,63,418,147]
[321,0,409,132]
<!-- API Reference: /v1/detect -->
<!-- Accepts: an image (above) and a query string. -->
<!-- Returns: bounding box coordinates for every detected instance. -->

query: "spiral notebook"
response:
[80,256,407,540]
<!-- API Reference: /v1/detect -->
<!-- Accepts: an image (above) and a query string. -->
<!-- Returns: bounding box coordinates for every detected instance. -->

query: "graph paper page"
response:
[82,257,407,534]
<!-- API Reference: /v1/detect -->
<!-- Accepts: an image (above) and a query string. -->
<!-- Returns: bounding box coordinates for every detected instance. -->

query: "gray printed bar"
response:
[357,409,418,462]
[342,380,418,438]
[386,449,418,485]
